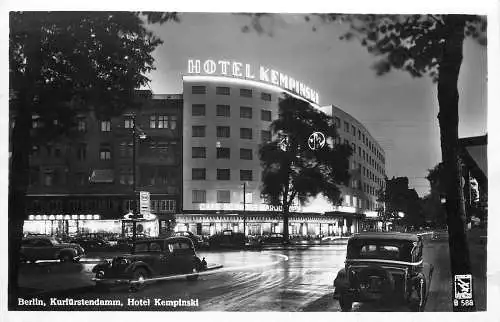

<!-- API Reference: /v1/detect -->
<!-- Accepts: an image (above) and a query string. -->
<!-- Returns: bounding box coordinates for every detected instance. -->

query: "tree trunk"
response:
[9,18,41,308]
[437,15,475,312]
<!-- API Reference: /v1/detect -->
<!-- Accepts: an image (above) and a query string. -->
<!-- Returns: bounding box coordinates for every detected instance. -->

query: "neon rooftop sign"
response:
[187,59,320,104]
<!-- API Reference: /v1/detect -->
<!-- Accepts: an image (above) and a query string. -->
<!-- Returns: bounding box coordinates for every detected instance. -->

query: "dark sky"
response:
[143,13,487,196]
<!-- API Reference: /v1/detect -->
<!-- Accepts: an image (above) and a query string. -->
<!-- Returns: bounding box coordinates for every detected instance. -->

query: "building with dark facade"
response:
[21,91,182,236]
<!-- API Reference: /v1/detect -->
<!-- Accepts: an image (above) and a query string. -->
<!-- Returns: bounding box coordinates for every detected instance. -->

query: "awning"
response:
[89,169,115,183]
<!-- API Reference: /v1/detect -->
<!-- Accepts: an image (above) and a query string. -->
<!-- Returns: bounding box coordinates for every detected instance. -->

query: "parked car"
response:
[208,230,246,249]
[71,237,111,251]
[20,236,85,263]
[92,236,206,291]
[259,233,284,245]
[173,231,207,249]
[333,232,433,312]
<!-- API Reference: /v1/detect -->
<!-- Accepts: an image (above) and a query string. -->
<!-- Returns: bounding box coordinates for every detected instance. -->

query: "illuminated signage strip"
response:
[198,203,299,212]
[187,59,320,105]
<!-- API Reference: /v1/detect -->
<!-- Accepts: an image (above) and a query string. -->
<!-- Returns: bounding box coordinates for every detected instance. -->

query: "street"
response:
[15,233,486,312]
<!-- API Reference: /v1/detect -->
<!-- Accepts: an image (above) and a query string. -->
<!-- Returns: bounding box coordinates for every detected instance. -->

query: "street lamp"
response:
[242,182,247,236]
[130,113,147,243]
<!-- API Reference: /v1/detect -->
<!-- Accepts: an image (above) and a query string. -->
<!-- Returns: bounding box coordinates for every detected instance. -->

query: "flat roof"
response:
[349,232,420,242]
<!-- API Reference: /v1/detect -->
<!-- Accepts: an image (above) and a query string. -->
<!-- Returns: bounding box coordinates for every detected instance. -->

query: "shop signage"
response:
[139,191,150,215]
[198,203,298,212]
[187,59,320,104]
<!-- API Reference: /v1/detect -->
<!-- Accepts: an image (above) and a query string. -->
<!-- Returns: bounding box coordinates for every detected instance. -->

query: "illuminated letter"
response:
[315,92,320,104]
[218,60,231,75]
[260,66,270,82]
[245,64,255,79]
[279,73,288,89]
[232,62,243,77]
[299,83,306,97]
[188,59,201,73]
[289,78,296,92]
[270,70,279,85]
[203,60,217,74]
[305,87,311,100]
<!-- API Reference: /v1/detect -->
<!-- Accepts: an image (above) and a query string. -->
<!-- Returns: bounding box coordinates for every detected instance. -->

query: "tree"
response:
[242,13,485,311]
[378,176,424,230]
[9,11,177,307]
[259,95,352,242]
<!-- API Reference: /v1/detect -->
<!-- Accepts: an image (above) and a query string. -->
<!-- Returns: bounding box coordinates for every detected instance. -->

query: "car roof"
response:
[349,232,421,242]
[135,236,193,244]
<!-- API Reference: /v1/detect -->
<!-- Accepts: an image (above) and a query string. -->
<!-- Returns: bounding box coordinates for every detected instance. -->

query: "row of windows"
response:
[191,190,254,204]
[192,104,272,121]
[73,115,179,133]
[192,168,253,181]
[192,147,254,160]
[343,194,378,211]
[345,139,384,176]
[350,178,381,197]
[336,116,385,164]
[191,86,272,101]
[192,126,271,142]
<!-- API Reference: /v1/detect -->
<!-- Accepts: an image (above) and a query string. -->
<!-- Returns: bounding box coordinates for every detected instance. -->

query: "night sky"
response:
[142,13,487,196]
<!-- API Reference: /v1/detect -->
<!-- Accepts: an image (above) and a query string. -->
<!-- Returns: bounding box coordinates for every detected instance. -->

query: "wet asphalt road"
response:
[19,231,486,312]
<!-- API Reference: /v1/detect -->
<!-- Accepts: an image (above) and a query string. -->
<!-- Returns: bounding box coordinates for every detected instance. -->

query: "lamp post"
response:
[243,182,246,236]
[130,114,147,243]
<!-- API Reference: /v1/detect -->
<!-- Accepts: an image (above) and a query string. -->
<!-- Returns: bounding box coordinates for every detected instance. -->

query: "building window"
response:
[216,147,230,159]
[261,109,272,121]
[43,170,54,187]
[192,126,206,137]
[192,190,206,203]
[261,92,272,101]
[334,117,341,128]
[154,200,177,213]
[216,86,230,95]
[192,86,206,94]
[240,170,253,181]
[77,144,86,161]
[240,148,253,160]
[351,143,356,152]
[77,118,86,132]
[344,139,349,145]
[358,147,361,156]
[100,120,111,132]
[344,194,351,206]
[149,115,156,128]
[217,126,230,138]
[261,130,271,143]
[216,104,230,117]
[99,145,112,160]
[192,104,206,116]
[358,130,361,140]
[351,125,356,136]
[240,106,252,119]
[217,190,231,203]
[240,128,253,140]
[217,169,230,180]
[158,115,168,128]
[240,88,252,98]
[344,121,350,132]
[192,147,206,159]
[124,117,134,129]
[192,168,206,180]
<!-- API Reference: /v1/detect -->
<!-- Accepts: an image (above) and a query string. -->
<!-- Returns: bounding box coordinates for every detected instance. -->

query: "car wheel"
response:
[129,268,149,292]
[59,253,73,263]
[186,267,199,281]
[339,293,353,312]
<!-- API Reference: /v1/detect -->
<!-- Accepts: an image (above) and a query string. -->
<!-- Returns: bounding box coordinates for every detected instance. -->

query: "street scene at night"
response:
[6,6,492,319]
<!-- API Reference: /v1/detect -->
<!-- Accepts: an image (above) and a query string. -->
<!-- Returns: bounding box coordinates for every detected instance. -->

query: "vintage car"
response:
[333,232,433,312]
[92,236,207,290]
[20,236,85,263]
[208,230,246,249]
[173,231,208,249]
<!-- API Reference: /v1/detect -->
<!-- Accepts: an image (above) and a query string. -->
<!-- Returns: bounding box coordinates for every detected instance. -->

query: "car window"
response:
[134,243,149,252]
[167,242,193,254]
[149,242,162,252]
